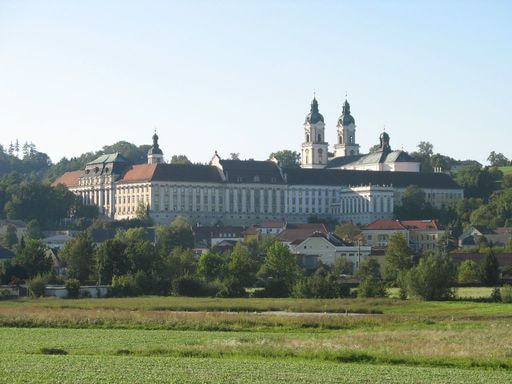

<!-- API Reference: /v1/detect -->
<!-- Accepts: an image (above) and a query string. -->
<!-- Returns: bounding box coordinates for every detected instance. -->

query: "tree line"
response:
[1,215,507,302]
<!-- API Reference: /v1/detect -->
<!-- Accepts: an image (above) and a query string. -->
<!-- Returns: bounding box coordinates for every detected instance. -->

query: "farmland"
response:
[1,294,512,383]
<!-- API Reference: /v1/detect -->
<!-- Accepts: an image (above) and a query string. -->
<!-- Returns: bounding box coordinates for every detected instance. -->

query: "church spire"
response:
[147,131,164,164]
[305,96,324,124]
[334,97,359,157]
[301,96,328,169]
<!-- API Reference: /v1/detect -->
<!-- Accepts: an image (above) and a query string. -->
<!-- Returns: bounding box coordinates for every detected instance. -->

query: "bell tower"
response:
[147,131,164,164]
[301,97,328,168]
[334,99,360,157]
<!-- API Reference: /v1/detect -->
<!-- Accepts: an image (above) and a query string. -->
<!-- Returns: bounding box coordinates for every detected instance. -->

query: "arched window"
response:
[318,148,323,162]
[306,134,310,142]
[305,149,309,164]
[317,134,321,142]
[339,136,343,144]
[349,135,353,144]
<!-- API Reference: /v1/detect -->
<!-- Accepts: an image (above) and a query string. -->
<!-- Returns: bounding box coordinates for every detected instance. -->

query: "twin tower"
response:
[301,97,359,169]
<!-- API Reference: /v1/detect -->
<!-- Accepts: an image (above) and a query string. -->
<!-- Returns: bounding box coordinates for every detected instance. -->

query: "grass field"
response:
[1,293,511,382]
[498,166,512,176]
[3,355,512,384]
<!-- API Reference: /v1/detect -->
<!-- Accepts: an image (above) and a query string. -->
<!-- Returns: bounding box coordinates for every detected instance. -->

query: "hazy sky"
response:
[0,0,510,165]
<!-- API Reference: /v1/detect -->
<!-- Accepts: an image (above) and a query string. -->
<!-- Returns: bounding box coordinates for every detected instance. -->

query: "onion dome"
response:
[305,98,324,124]
[379,131,391,152]
[148,132,163,155]
[338,99,355,126]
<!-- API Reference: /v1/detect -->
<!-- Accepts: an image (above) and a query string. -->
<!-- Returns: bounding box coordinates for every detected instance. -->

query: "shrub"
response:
[64,278,80,299]
[457,260,481,285]
[357,276,386,298]
[216,277,246,298]
[112,274,141,297]
[172,275,208,297]
[27,274,48,297]
[0,288,11,300]
[501,285,512,303]
[293,273,351,299]
[491,286,502,302]
[264,279,290,298]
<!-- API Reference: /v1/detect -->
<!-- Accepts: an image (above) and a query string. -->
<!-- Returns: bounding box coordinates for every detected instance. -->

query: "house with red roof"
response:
[362,219,444,253]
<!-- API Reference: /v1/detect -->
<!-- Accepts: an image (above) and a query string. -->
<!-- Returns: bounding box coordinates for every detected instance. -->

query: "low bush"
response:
[27,275,48,298]
[490,287,502,302]
[65,278,80,298]
[172,275,208,297]
[112,274,142,297]
[263,279,290,298]
[500,285,512,303]
[216,277,246,298]
[358,277,386,298]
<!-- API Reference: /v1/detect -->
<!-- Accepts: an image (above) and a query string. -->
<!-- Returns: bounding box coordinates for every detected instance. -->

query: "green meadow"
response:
[1,293,512,383]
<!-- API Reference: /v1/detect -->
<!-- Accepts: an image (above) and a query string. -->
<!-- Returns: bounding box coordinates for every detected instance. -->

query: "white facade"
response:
[289,235,371,272]
[301,98,328,169]
[334,100,360,157]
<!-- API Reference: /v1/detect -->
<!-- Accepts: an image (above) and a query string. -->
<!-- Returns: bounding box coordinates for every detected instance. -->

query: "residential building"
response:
[458,226,512,249]
[288,232,371,271]
[362,219,444,253]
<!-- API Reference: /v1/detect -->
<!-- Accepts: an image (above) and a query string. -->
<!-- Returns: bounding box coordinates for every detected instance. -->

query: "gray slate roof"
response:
[283,167,460,189]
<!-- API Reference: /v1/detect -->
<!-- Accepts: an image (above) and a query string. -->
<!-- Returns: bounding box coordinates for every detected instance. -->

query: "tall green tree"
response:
[170,155,191,164]
[228,242,258,287]
[259,241,299,293]
[25,219,42,240]
[454,165,502,201]
[480,248,500,286]
[0,224,18,249]
[95,239,129,284]
[383,233,412,284]
[395,185,437,219]
[156,216,195,256]
[198,251,228,282]
[61,232,94,283]
[406,251,456,300]
[487,151,509,167]
[268,150,300,168]
[13,239,52,279]
[356,258,386,298]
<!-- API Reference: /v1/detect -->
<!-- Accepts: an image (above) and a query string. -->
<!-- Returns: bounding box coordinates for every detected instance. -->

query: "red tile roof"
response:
[118,164,157,183]
[364,219,441,231]
[401,220,440,230]
[365,219,406,230]
[52,171,81,188]
[277,223,327,243]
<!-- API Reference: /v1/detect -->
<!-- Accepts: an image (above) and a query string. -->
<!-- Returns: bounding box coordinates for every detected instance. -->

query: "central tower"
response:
[301,97,328,168]
[334,99,360,157]
[147,132,164,164]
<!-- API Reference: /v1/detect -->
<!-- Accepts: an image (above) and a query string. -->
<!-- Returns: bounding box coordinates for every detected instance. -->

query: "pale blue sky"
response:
[0,0,510,165]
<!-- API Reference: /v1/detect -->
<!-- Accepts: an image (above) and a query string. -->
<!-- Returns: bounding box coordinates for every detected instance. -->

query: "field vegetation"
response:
[2,296,512,382]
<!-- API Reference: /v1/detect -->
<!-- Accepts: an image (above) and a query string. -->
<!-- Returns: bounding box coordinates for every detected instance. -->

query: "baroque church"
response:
[300,97,420,172]
[54,97,462,226]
